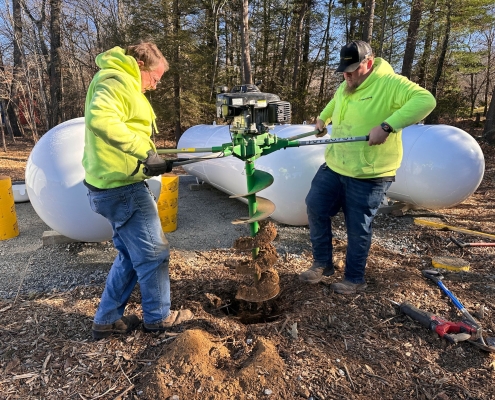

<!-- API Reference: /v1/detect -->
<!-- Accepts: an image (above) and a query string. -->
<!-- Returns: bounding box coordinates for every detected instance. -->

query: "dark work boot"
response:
[92,315,141,340]
[330,279,367,295]
[298,263,335,284]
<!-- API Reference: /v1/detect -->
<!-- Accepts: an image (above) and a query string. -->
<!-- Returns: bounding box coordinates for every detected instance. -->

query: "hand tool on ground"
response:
[389,300,477,344]
[450,236,495,248]
[414,218,495,241]
[155,84,369,302]
[422,269,495,352]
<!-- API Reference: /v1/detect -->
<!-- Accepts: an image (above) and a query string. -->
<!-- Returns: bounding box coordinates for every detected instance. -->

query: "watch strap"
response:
[380,122,394,133]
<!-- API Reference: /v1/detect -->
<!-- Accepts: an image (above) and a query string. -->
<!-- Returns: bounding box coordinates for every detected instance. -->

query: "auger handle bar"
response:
[156,131,369,165]
[293,135,369,147]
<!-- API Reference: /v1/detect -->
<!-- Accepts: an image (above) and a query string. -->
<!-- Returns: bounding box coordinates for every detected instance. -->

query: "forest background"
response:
[1,0,495,147]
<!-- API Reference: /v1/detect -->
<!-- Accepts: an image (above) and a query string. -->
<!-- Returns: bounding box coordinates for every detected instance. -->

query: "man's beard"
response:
[344,84,357,95]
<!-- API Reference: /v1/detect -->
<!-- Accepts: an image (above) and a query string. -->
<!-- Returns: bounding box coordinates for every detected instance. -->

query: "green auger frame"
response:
[157,129,368,302]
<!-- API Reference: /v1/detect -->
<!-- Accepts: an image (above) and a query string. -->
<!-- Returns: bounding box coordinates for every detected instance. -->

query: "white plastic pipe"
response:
[178,124,485,226]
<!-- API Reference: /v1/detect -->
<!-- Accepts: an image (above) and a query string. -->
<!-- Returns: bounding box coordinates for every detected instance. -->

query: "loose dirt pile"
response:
[1,126,495,399]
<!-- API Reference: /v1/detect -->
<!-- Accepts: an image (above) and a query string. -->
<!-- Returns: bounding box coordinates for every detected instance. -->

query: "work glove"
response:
[314,119,327,138]
[315,127,328,138]
[132,150,174,177]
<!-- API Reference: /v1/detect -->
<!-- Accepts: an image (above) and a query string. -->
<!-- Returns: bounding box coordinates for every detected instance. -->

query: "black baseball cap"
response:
[336,41,373,73]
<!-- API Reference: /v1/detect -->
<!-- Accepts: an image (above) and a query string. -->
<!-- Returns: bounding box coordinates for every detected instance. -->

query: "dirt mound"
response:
[140,329,285,399]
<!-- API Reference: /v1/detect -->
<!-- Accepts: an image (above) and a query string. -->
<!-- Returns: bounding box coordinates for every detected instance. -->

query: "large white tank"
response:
[25,118,161,242]
[178,124,485,226]
[388,124,484,209]
[25,119,485,241]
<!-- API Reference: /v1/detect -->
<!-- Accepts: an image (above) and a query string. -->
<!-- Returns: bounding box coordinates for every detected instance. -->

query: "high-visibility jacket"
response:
[319,57,436,179]
[83,46,157,189]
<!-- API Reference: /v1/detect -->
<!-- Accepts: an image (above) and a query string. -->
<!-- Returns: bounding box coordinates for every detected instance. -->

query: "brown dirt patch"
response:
[2,123,495,399]
[140,330,285,399]
[0,137,33,182]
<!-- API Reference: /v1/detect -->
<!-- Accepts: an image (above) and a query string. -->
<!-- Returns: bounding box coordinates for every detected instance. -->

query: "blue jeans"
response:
[87,181,171,325]
[305,165,391,284]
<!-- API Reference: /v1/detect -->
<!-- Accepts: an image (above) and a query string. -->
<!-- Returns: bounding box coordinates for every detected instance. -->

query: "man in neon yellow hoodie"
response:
[83,42,193,339]
[299,41,436,294]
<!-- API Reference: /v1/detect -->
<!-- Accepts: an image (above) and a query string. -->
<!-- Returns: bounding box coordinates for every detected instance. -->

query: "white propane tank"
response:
[25,118,162,242]
[388,124,484,209]
[178,124,484,226]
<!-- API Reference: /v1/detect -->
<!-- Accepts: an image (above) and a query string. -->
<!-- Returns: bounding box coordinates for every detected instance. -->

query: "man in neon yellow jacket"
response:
[83,42,193,339]
[299,40,436,294]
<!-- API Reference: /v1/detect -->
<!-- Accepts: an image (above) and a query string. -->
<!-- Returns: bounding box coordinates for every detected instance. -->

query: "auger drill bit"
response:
[233,221,280,302]
[230,160,279,302]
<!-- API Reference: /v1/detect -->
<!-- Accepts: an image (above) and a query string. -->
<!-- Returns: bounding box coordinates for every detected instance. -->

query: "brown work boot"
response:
[330,279,367,295]
[298,263,335,284]
[143,309,194,332]
[92,315,141,340]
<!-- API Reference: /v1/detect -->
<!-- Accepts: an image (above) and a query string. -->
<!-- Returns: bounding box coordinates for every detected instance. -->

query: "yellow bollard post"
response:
[158,174,179,232]
[0,176,20,240]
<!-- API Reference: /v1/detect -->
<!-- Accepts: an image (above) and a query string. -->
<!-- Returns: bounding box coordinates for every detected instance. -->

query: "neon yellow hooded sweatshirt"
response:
[319,58,436,179]
[83,46,157,189]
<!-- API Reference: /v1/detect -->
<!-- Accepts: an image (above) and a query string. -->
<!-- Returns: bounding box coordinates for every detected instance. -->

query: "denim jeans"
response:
[305,164,391,284]
[87,181,171,325]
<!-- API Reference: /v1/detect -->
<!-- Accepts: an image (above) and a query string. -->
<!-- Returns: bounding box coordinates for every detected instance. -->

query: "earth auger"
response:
[157,84,368,302]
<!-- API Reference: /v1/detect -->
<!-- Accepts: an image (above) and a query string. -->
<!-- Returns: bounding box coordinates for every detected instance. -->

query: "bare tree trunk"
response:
[1,101,6,151]
[361,0,375,43]
[173,0,182,142]
[9,0,23,137]
[417,0,437,88]
[293,1,312,123]
[49,0,62,128]
[276,5,290,87]
[0,50,15,141]
[484,85,495,142]
[426,1,451,124]
[22,0,49,62]
[377,0,388,57]
[292,0,310,94]
[401,0,423,78]
[318,1,334,111]
[224,16,234,88]
[207,0,227,102]
[18,71,39,143]
[1,118,6,151]
[349,0,359,41]
[261,0,270,84]
[22,1,49,130]
[467,73,486,118]
[483,29,494,115]
[117,0,128,44]
[240,0,252,84]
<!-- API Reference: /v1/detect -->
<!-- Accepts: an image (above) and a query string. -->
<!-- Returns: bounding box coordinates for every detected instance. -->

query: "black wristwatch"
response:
[380,122,394,133]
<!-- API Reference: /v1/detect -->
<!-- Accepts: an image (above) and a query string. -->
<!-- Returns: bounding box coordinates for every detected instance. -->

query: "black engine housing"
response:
[216,85,291,134]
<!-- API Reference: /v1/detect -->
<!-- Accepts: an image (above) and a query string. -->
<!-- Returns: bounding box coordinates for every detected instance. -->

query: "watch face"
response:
[381,123,392,133]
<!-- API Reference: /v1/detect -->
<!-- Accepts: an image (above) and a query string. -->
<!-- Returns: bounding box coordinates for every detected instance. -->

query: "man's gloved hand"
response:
[139,150,174,176]
[315,119,327,137]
